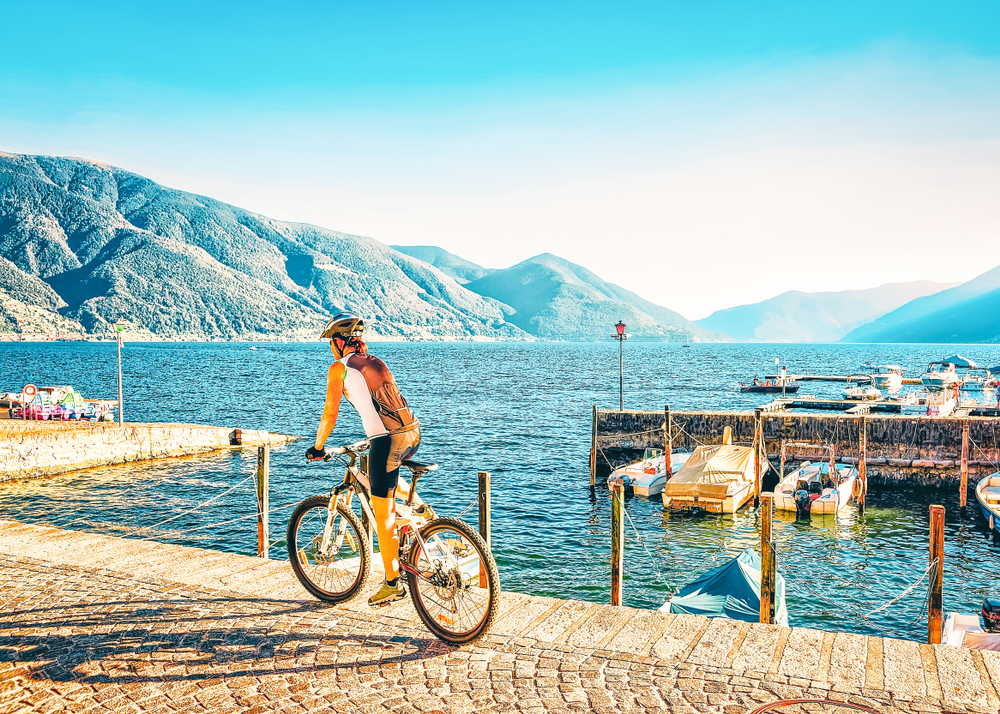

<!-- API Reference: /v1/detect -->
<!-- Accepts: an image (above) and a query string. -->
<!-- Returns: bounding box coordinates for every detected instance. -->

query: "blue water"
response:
[2,340,999,640]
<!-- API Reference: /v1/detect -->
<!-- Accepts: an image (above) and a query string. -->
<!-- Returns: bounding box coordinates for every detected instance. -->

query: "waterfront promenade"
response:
[1,520,997,713]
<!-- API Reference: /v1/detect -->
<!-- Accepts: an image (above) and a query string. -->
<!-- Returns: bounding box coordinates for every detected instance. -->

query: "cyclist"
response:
[306,312,421,607]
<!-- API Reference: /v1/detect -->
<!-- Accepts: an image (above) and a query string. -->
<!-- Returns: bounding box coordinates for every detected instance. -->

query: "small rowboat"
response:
[976,473,1000,534]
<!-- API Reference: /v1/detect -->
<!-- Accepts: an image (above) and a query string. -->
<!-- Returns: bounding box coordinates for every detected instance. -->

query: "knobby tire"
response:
[287,495,372,603]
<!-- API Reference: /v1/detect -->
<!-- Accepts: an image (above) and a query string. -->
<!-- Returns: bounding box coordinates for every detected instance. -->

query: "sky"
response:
[2,1,999,319]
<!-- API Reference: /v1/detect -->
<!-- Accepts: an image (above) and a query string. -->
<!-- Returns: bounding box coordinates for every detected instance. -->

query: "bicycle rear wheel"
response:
[406,516,501,645]
[287,495,372,602]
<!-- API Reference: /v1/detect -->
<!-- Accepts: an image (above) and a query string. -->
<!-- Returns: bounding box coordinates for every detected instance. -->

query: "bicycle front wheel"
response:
[287,495,372,602]
[406,516,501,645]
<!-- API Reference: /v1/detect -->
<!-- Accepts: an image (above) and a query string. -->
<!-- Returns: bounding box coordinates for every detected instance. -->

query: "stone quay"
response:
[1,519,997,713]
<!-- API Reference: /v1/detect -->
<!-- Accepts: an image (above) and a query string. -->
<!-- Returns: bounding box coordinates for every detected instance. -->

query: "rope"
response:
[863,558,938,618]
[129,472,257,536]
[619,502,681,593]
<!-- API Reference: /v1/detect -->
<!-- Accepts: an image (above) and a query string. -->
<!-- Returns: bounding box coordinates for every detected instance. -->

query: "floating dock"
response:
[2,518,997,713]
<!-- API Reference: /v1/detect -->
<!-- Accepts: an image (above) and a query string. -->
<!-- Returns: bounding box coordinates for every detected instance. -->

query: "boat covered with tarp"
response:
[661,549,788,627]
[662,444,763,513]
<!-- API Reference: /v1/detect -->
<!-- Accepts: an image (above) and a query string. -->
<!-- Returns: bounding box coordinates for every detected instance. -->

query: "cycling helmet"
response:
[320,311,365,340]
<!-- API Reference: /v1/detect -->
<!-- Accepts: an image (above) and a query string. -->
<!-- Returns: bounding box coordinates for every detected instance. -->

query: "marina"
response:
[4,340,1000,641]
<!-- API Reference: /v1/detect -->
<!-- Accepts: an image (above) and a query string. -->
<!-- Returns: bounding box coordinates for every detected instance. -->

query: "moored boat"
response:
[862,363,903,390]
[842,385,881,400]
[921,360,960,391]
[610,449,693,497]
[976,472,1000,534]
[739,383,800,394]
[662,443,763,514]
[660,549,789,627]
[774,459,858,516]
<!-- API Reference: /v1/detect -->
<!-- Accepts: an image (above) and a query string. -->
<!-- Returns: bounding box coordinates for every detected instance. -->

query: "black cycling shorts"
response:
[368,426,420,498]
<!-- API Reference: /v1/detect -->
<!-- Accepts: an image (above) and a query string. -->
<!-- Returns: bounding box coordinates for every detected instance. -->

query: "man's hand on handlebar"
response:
[306,446,330,462]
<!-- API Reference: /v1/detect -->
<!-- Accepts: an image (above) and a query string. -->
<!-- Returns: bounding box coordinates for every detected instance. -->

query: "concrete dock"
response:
[1,519,998,713]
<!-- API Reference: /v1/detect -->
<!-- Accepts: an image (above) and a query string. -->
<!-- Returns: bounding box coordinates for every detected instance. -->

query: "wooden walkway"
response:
[1,519,998,713]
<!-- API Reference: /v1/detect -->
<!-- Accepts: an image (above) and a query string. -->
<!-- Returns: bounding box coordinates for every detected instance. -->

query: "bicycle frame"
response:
[321,446,462,583]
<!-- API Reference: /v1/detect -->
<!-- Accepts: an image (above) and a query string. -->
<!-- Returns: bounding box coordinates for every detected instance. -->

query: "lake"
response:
[2,340,999,640]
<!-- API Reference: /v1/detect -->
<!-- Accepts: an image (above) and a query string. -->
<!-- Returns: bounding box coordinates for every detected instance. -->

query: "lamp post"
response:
[115,322,125,427]
[615,321,627,411]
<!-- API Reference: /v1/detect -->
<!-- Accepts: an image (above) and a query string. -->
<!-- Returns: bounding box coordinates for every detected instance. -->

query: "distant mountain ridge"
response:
[390,245,495,283]
[695,281,957,342]
[465,253,725,341]
[0,152,525,340]
[842,266,1000,343]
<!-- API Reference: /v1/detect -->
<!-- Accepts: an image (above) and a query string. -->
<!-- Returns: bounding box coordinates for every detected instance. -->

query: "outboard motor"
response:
[983,598,1000,633]
[794,480,812,519]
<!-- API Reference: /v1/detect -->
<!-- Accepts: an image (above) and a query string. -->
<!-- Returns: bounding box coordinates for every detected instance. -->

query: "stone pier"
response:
[594,409,1000,486]
[0,421,297,482]
[1,519,998,713]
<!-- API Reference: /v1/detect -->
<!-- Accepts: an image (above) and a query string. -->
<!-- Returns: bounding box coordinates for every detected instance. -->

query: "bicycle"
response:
[287,439,501,645]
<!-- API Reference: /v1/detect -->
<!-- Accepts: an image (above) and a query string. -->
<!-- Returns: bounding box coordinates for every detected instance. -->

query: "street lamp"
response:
[115,322,125,427]
[614,321,627,411]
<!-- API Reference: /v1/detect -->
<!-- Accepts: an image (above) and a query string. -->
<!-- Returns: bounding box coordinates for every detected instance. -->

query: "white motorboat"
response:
[976,472,1000,534]
[842,385,881,401]
[895,390,957,416]
[943,612,1000,651]
[961,366,999,392]
[773,444,858,515]
[610,449,693,497]
[862,363,903,390]
[920,360,960,390]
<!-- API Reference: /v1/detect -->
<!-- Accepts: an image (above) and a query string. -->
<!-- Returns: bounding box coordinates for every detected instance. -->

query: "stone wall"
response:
[593,409,1000,487]
[0,421,297,482]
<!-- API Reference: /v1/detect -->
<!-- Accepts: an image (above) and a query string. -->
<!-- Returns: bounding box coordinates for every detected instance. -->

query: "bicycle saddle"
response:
[402,459,438,475]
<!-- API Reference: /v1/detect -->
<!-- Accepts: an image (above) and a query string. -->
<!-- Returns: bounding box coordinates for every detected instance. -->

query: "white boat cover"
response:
[663,444,761,500]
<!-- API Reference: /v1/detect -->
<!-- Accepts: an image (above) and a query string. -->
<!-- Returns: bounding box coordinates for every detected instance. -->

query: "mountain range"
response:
[841,266,1000,343]
[695,281,958,342]
[0,152,714,341]
[2,151,997,344]
[0,152,522,340]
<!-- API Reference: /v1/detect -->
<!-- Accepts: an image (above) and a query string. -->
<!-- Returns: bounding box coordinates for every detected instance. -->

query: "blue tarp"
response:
[666,549,788,627]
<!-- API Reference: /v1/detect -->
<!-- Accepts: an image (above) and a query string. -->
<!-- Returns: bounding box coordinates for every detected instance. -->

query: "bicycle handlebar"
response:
[330,439,370,456]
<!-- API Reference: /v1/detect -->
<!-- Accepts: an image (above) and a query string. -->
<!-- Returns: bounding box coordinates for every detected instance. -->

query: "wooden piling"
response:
[759,493,775,625]
[858,417,867,514]
[610,480,624,606]
[723,425,732,445]
[479,471,491,587]
[256,445,270,559]
[663,405,672,470]
[928,504,945,644]
[754,408,762,507]
[961,420,969,508]
[590,405,597,488]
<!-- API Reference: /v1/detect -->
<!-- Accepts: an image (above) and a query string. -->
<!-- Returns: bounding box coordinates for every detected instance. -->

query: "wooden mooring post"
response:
[590,405,597,488]
[256,445,270,559]
[479,471,491,588]
[759,493,776,624]
[664,405,672,468]
[928,504,945,644]
[753,408,762,507]
[610,480,624,606]
[858,417,867,515]
[961,420,970,509]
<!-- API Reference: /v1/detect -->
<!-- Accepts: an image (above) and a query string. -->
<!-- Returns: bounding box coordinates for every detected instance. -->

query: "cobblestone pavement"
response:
[1,520,998,714]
